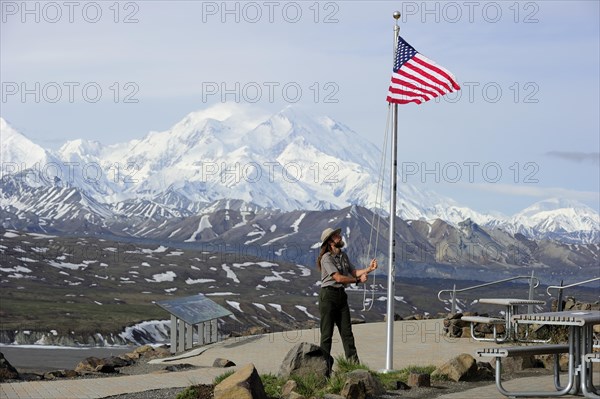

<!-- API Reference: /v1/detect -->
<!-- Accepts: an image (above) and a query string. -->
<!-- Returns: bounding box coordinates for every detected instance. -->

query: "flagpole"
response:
[384,10,401,373]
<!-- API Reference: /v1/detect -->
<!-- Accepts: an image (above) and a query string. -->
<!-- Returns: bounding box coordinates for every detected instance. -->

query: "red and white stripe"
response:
[387,53,460,105]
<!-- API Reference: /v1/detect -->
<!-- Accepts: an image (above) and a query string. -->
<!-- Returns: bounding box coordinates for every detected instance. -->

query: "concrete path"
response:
[438,373,599,399]
[1,319,598,399]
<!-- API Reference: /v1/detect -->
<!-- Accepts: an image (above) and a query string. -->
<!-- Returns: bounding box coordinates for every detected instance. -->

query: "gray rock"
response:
[213,358,236,368]
[281,380,298,398]
[340,379,366,399]
[494,355,536,374]
[564,297,576,310]
[345,369,386,396]
[43,369,76,380]
[104,356,132,368]
[448,312,463,320]
[383,313,402,322]
[279,342,332,380]
[75,356,104,374]
[407,372,430,387]
[475,361,495,381]
[164,363,194,372]
[19,373,43,381]
[95,364,118,374]
[75,356,129,374]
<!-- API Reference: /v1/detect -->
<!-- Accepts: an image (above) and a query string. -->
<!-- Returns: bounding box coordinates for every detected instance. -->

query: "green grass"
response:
[175,385,203,399]
[200,361,440,398]
[260,373,286,398]
[375,365,438,390]
[325,372,347,395]
[291,371,329,397]
[333,355,371,374]
[213,370,235,385]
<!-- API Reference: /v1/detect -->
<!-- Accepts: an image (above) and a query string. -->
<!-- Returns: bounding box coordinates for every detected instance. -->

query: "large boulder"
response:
[431,353,478,382]
[279,342,332,380]
[214,363,267,399]
[0,352,19,381]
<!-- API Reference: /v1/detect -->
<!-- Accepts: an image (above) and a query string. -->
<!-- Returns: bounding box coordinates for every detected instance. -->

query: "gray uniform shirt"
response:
[320,251,356,288]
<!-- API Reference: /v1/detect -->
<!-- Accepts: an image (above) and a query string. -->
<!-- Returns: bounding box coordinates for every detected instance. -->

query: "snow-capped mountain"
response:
[1,118,48,166]
[1,104,598,244]
[1,104,472,218]
[498,198,600,243]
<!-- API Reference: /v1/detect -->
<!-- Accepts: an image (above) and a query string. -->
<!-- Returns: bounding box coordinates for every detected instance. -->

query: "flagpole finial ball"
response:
[393,11,401,20]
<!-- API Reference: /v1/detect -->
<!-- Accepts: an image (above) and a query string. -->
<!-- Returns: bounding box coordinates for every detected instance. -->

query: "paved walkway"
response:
[438,373,598,399]
[1,319,598,398]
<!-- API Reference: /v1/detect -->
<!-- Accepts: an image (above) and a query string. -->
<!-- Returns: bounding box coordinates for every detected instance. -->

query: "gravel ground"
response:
[102,387,189,399]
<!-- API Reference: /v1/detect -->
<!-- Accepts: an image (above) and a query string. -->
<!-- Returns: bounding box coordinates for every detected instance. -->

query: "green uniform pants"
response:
[319,287,359,362]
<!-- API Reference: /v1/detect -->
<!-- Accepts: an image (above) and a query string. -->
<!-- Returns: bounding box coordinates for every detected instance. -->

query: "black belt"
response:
[322,286,344,291]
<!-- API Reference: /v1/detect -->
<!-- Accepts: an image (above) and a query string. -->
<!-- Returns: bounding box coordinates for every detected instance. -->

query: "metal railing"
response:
[437,272,540,314]
[546,277,600,311]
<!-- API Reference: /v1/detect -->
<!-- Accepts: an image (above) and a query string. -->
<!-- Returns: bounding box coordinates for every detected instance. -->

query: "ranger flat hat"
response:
[320,227,342,247]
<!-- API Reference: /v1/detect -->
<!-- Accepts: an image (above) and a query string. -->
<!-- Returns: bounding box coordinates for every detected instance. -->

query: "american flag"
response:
[386,36,460,104]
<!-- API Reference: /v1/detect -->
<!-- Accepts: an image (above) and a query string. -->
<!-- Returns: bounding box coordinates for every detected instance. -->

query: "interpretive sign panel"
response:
[156,294,231,325]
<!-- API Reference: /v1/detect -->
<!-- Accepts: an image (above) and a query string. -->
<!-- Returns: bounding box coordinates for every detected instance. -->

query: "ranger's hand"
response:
[368,258,378,272]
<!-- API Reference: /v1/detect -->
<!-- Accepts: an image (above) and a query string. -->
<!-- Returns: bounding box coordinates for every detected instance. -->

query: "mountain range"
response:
[1,103,598,246]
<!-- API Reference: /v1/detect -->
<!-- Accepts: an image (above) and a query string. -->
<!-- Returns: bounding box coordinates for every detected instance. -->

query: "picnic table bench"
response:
[461,315,506,341]
[476,310,600,398]
[477,344,573,397]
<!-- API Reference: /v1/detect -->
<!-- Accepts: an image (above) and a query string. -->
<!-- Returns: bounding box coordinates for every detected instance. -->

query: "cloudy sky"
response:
[1,0,598,215]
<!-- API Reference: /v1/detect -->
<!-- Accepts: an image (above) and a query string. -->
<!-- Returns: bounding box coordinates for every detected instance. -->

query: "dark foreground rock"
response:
[279,342,332,380]
[0,352,19,381]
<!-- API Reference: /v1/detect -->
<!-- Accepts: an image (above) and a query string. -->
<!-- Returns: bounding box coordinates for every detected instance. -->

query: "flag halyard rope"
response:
[362,103,392,311]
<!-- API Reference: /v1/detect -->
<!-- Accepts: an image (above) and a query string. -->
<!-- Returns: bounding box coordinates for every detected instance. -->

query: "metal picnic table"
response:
[464,298,546,343]
[511,310,600,398]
